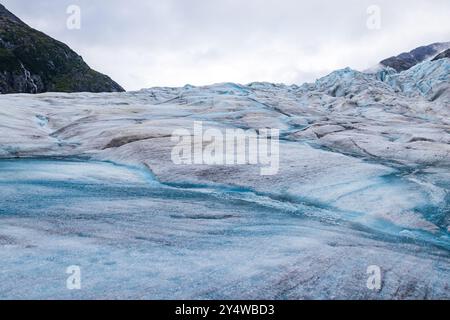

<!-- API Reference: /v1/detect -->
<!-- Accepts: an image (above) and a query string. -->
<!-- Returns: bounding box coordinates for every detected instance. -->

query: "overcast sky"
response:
[3,0,449,90]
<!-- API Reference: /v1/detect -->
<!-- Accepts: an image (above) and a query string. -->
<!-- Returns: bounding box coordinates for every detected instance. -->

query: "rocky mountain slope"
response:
[380,41,450,71]
[0,4,124,94]
[433,48,450,61]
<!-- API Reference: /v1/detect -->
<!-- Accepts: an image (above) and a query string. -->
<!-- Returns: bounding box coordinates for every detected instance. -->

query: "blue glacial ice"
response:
[0,158,448,299]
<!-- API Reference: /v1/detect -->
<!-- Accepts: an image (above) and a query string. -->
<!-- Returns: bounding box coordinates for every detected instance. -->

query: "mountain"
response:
[379,42,450,72]
[0,4,124,94]
[432,48,450,61]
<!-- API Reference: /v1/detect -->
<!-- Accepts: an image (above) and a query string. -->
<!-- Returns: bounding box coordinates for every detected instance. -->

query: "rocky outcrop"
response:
[380,42,450,72]
[432,48,450,61]
[0,4,124,94]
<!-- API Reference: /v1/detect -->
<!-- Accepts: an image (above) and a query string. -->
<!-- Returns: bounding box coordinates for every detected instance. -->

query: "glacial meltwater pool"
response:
[0,159,448,299]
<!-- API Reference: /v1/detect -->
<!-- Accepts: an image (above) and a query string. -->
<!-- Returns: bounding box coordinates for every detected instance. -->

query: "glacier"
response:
[0,58,449,299]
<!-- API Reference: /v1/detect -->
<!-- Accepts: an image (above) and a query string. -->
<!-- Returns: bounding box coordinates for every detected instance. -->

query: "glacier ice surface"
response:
[0,58,449,299]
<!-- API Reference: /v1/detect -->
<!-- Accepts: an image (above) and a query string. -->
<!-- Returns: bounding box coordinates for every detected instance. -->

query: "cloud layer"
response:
[3,0,450,90]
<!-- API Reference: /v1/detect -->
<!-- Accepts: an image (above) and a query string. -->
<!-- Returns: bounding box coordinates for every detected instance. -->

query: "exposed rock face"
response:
[432,48,450,61]
[0,4,124,94]
[380,42,450,72]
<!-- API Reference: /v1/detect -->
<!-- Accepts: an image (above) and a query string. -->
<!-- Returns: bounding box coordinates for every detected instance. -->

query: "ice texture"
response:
[0,58,449,299]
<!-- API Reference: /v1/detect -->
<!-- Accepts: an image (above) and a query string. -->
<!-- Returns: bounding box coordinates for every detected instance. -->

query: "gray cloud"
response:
[3,0,450,90]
